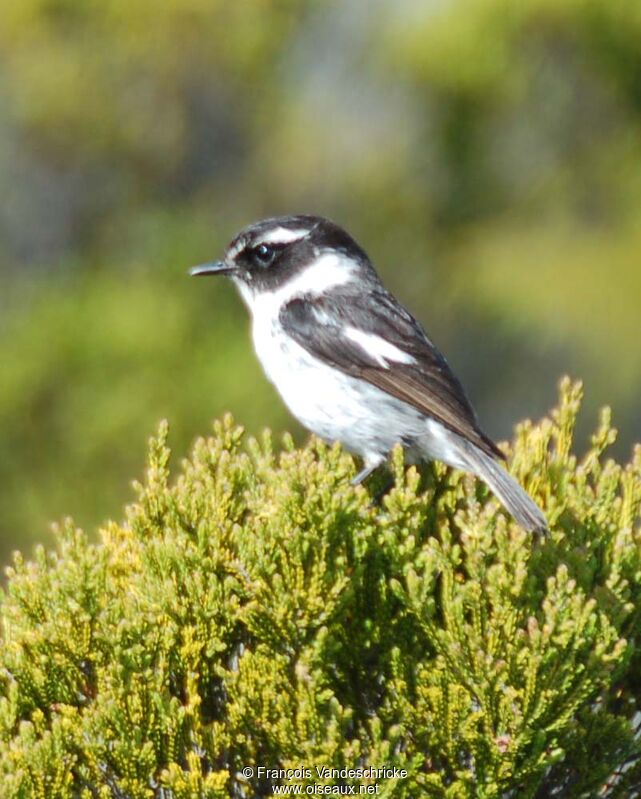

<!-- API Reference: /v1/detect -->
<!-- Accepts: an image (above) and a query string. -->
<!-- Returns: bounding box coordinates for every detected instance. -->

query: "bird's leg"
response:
[351,456,385,486]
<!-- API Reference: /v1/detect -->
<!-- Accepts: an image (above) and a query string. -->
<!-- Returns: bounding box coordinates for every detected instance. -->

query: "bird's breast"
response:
[248,298,428,458]
[250,300,316,398]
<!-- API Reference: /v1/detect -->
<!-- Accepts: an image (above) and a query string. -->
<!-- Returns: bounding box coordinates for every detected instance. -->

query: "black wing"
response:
[279,291,504,461]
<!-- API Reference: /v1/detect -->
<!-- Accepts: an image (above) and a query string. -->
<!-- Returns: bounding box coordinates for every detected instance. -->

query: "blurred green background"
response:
[1,0,640,566]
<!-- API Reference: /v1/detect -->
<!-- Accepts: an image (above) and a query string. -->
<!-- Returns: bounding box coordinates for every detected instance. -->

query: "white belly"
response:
[236,264,470,471]
[251,312,429,460]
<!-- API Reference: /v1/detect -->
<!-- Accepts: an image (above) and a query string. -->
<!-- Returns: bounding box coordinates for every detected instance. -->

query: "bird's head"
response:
[190,215,374,305]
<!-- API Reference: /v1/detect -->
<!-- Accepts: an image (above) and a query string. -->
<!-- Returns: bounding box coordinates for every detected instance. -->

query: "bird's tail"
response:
[464,446,548,534]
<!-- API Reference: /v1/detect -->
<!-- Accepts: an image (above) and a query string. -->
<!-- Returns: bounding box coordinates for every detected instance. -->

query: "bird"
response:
[190,215,547,533]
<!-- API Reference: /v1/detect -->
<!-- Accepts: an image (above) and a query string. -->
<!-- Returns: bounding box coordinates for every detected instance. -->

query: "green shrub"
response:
[1,378,640,798]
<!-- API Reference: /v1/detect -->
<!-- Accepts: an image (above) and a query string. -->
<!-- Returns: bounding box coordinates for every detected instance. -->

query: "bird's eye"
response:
[253,243,275,267]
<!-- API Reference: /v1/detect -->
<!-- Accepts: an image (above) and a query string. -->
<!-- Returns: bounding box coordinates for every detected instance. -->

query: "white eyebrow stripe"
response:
[226,227,309,261]
[344,327,416,367]
[227,240,245,260]
[260,227,310,245]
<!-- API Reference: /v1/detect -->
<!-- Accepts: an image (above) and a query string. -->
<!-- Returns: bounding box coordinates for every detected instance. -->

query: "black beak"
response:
[189,261,234,277]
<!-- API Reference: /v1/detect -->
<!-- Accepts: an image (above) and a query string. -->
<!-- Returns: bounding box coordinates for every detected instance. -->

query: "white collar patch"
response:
[238,252,357,316]
[279,253,355,300]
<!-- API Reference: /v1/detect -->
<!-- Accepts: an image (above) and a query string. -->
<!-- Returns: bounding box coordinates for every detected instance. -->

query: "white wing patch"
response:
[344,327,416,367]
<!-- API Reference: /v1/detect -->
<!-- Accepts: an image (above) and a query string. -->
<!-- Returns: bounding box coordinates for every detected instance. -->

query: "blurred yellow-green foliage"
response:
[1,0,640,564]
[1,385,641,797]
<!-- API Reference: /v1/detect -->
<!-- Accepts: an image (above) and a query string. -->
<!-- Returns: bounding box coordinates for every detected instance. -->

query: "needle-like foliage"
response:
[1,378,640,798]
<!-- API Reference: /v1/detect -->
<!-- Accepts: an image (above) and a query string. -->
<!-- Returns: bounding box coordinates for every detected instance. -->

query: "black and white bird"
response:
[191,215,547,533]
